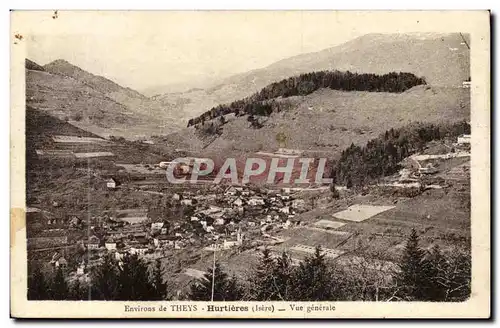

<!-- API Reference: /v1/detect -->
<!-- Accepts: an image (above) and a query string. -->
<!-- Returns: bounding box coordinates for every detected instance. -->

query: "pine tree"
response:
[51,267,69,300]
[250,248,277,300]
[69,278,90,300]
[444,249,471,301]
[90,254,120,300]
[330,184,340,199]
[152,259,168,300]
[27,264,49,300]
[291,246,333,301]
[395,229,433,300]
[270,251,294,301]
[425,244,448,301]
[117,254,157,300]
[188,262,242,301]
[226,274,244,300]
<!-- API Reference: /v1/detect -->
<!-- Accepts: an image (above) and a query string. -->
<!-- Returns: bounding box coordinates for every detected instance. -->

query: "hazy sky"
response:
[16,11,480,93]
[23,11,364,92]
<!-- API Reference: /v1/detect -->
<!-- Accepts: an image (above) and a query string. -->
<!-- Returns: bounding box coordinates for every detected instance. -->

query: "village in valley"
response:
[22,28,474,301]
[26,126,471,296]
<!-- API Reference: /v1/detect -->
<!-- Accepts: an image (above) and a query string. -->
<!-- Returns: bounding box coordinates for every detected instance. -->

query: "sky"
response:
[14,11,482,94]
[20,11,364,93]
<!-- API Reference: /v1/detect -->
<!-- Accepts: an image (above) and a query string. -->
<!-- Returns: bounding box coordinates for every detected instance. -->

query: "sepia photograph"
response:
[10,10,490,318]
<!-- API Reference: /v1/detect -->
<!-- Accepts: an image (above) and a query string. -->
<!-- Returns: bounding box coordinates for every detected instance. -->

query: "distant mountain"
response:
[154,33,470,122]
[44,59,146,100]
[211,33,469,95]
[26,59,183,138]
[25,59,45,72]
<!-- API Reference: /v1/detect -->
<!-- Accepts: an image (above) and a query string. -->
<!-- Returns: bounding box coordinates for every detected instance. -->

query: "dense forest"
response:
[187,70,426,127]
[28,230,470,302]
[332,121,471,187]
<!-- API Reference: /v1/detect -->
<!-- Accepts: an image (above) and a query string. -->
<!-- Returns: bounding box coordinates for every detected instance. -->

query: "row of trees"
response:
[28,230,470,302]
[189,230,470,302]
[187,71,426,127]
[28,254,167,301]
[332,121,471,187]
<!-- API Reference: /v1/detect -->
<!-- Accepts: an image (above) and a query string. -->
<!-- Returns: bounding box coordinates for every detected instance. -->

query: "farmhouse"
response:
[233,197,244,207]
[105,239,117,251]
[419,163,438,175]
[457,134,471,144]
[181,199,193,206]
[85,235,100,249]
[151,221,165,231]
[154,235,181,248]
[76,261,86,275]
[248,196,265,206]
[106,178,120,189]
[129,246,149,256]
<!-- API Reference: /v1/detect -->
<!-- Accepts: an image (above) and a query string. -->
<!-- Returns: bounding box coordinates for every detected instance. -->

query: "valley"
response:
[24,31,471,302]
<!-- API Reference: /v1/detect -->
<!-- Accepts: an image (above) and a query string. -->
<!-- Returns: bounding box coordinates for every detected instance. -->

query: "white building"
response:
[76,262,86,275]
[106,178,118,189]
[151,222,164,230]
[457,134,471,144]
[291,199,305,208]
[86,235,100,250]
[233,197,244,207]
[279,206,291,214]
[130,246,148,256]
[248,197,265,206]
[105,241,117,251]
[181,199,193,206]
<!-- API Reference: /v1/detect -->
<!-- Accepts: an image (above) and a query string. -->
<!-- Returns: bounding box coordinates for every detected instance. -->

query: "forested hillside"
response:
[332,121,471,187]
[188,71,426,127]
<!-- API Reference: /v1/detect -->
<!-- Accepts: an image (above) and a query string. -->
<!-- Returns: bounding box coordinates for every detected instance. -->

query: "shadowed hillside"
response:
[26,59,183,138]
[165,85,470,156]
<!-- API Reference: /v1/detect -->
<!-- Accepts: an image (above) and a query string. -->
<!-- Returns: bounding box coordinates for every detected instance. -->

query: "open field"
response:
[290,244,345,259]
[314,219,346,229]
[73,152,115,158]
[332,204,396,222]
[52,135,109,144]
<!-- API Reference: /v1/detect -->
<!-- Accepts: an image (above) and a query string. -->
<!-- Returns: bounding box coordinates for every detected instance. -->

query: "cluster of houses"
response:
[184,186,307,243]
[81,185,306,259]
[377,136,471,191]
[29,181,311,279]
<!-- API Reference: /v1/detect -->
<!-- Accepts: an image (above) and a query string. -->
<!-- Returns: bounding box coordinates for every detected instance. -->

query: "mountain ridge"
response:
[26,58,182,138]
[154,33,470,124]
